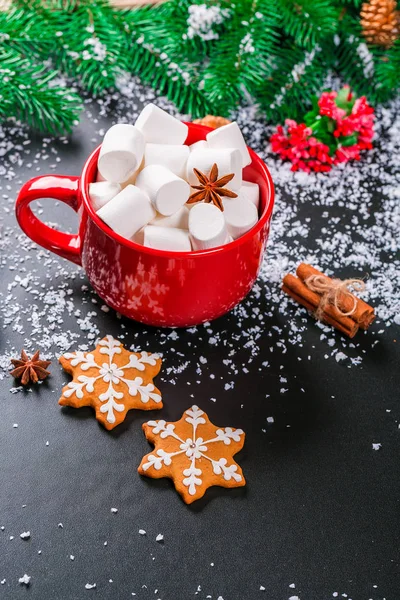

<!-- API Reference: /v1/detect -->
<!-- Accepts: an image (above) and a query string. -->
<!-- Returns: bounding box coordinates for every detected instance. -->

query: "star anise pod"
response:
[187,163,238,211]
[10,349,51,386]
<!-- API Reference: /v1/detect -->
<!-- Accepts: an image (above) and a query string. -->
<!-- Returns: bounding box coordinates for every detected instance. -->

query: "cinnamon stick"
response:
[282,274,359,338]
[296,263,375,329]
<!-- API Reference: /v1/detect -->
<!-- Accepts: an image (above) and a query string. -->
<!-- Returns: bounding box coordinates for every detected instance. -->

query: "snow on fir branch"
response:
[186,3,230,41]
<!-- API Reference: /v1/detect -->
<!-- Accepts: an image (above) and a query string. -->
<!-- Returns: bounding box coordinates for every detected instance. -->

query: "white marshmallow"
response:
[189,203,228,250]
[222,193,258,240]
[97,184,155,239]
[206,122,251,168]
[186,148,242,191]
[97,160,143,187]
[98,124,145,184]
[135,104,188,145]
[143,226,192,252]
[242,180,260,210]
[150,205,189,229]
[189,140,208,152]
[144,144,189,179]
[135,165,190,216]
[89,182,121,211]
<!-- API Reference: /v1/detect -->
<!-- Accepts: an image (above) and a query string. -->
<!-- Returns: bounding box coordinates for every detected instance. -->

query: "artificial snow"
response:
[186,4,230,41]
[20,531,30,540]
[18,574,31,586]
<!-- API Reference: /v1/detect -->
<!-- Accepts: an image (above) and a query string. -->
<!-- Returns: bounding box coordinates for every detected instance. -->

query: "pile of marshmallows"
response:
[89,103,260,252]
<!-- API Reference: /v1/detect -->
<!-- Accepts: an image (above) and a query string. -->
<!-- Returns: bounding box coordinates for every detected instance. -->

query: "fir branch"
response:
[277,0,340,49]
[1,0,399,134]
[374,39,400,101]
[335,0,363,7]
[258,43,330,122]
[334,14,378,100]
[124,0,210,63]
[0,46,82,133]
[128,36,212,118]
[14,0,130,95]
[201,0,280,114]
[122,3,212,117]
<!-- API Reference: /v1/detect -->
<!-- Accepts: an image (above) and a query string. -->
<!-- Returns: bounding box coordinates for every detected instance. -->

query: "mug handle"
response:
[15,174,82,265]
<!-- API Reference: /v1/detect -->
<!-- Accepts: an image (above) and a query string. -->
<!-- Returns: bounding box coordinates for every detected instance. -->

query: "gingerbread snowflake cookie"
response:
[59,335,162,430]
[138,405,246,503]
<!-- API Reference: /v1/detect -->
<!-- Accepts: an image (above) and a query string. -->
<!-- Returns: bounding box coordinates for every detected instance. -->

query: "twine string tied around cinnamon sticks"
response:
[304,274,366,320]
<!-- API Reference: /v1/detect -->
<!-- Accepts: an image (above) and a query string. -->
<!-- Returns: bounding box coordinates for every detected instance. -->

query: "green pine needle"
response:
[202,0,281,114]
[277,0,340,49]
[0,47,82,134]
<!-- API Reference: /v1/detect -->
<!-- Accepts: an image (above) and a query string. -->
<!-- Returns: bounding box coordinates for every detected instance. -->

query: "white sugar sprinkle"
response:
[85,583,96,590]
[156,533,164,542]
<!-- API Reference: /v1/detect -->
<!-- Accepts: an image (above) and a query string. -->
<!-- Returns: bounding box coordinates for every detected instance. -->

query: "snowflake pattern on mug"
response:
[125,261,168,317]
[59,335,162,430]
[138,405,246,503]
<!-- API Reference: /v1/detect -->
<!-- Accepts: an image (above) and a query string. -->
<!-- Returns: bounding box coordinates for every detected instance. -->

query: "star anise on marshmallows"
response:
[187,163,237,211]
[10,349,51,385]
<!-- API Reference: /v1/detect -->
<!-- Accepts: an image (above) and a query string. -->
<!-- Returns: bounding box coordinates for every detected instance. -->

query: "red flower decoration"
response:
[270,121,333,173]
[270,87,374,173]
[318,91,347,122]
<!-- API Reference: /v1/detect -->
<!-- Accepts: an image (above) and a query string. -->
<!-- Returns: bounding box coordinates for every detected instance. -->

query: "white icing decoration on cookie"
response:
[143,405,244,496]
[62,335,161,423]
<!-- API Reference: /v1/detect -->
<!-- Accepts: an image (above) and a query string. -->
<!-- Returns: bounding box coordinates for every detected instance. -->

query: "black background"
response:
[0,95,399,600]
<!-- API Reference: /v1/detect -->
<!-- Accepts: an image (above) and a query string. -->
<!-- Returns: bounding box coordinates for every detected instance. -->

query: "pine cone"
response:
[360,0,400,48]
[193,115,231,129]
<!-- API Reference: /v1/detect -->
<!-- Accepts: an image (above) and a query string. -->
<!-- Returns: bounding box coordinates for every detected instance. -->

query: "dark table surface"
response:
[0,82,399,600]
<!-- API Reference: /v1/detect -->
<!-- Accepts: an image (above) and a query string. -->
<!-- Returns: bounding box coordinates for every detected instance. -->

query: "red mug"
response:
[15,123,275,327]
